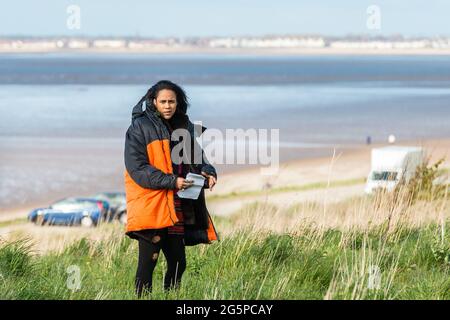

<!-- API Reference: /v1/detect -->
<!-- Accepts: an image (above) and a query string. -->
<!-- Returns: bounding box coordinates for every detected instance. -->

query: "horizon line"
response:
[1,33,450,40]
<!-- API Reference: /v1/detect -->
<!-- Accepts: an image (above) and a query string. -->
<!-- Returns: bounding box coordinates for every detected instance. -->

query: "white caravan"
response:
[365,146,424,194]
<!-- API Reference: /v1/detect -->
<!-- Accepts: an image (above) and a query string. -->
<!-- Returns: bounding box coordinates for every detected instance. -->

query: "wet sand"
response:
[1,137,448,223]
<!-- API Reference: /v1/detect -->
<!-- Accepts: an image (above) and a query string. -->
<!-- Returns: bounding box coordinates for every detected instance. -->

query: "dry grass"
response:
[0,153,449,299]
[221,187,448,237]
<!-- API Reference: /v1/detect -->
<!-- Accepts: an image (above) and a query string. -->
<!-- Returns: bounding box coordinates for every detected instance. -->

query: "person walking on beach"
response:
[124,80,219,297]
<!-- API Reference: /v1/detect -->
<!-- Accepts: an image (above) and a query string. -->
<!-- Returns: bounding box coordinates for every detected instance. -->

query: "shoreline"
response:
[1,136,448,223]
[214,136,450,183]
[2,47,450,56]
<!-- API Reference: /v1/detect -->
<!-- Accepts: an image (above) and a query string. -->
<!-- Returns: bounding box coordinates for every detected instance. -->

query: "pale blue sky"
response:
[1,0,449,37]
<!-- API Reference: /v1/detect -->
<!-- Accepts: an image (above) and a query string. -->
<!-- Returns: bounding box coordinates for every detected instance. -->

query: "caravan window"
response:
[371,171,398,181]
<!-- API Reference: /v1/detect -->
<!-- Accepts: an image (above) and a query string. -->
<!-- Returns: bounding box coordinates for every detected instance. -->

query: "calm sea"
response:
[1,53,450,143]
[0,53,449,209]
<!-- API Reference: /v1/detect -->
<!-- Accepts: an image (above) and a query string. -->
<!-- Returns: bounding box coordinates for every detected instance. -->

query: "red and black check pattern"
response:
[168,162,185,235]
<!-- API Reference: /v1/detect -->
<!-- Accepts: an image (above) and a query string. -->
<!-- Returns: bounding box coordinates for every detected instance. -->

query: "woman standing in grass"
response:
[124,80,219,297]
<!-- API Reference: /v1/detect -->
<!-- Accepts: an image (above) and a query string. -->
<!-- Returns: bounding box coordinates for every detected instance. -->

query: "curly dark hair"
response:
[145,80,188,112]
[137,80,190,129]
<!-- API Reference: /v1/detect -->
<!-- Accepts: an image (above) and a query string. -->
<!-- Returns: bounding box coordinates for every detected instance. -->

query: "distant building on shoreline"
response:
[0,35,449,52]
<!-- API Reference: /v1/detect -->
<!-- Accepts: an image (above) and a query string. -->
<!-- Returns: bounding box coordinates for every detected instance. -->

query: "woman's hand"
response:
[201,171,217,191]
[176,177,194,190]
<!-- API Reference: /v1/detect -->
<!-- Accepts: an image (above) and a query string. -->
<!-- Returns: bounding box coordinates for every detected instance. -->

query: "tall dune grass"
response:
[0,159,448,299]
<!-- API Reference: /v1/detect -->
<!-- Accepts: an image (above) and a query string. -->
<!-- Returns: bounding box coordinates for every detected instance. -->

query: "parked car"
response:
[28,197,107,227]
[92,192,127,224]
[52,197,110,221]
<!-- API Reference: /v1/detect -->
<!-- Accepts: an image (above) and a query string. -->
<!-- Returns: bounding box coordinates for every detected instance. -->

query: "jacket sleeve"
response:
[200,149,217,179]
[199,143,217,190]
[124,123,177,190]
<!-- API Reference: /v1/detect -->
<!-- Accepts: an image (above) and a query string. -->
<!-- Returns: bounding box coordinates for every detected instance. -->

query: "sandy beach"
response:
[207,137,450,216]
[1,137,448,226]
[0,136,448,254]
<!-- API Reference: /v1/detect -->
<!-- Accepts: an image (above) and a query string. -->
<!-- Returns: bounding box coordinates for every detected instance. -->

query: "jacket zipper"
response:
[148,112,177,226]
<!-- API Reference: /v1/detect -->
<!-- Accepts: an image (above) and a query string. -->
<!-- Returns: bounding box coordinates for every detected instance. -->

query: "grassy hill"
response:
[1,161,449,300]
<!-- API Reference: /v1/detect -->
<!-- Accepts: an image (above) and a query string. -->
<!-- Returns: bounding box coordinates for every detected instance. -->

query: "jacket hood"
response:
[131,98,191,129]
[130,97,208,135]
[131,98,156,120]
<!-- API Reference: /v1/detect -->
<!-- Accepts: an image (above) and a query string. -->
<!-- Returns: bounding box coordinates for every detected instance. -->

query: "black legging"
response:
[135,228,186,297]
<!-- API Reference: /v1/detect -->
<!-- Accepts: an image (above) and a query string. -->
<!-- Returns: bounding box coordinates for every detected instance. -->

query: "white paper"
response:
[176,173,205,200]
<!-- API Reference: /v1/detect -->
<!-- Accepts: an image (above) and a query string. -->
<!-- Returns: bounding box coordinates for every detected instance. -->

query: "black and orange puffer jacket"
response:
[124,99,219,246]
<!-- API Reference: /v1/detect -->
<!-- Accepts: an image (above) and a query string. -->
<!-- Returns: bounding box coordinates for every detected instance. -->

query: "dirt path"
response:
[207,183,366,217]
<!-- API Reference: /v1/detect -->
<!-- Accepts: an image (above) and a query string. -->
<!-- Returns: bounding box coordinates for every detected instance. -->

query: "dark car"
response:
[28,197,108,227]
[92,192,127,224]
